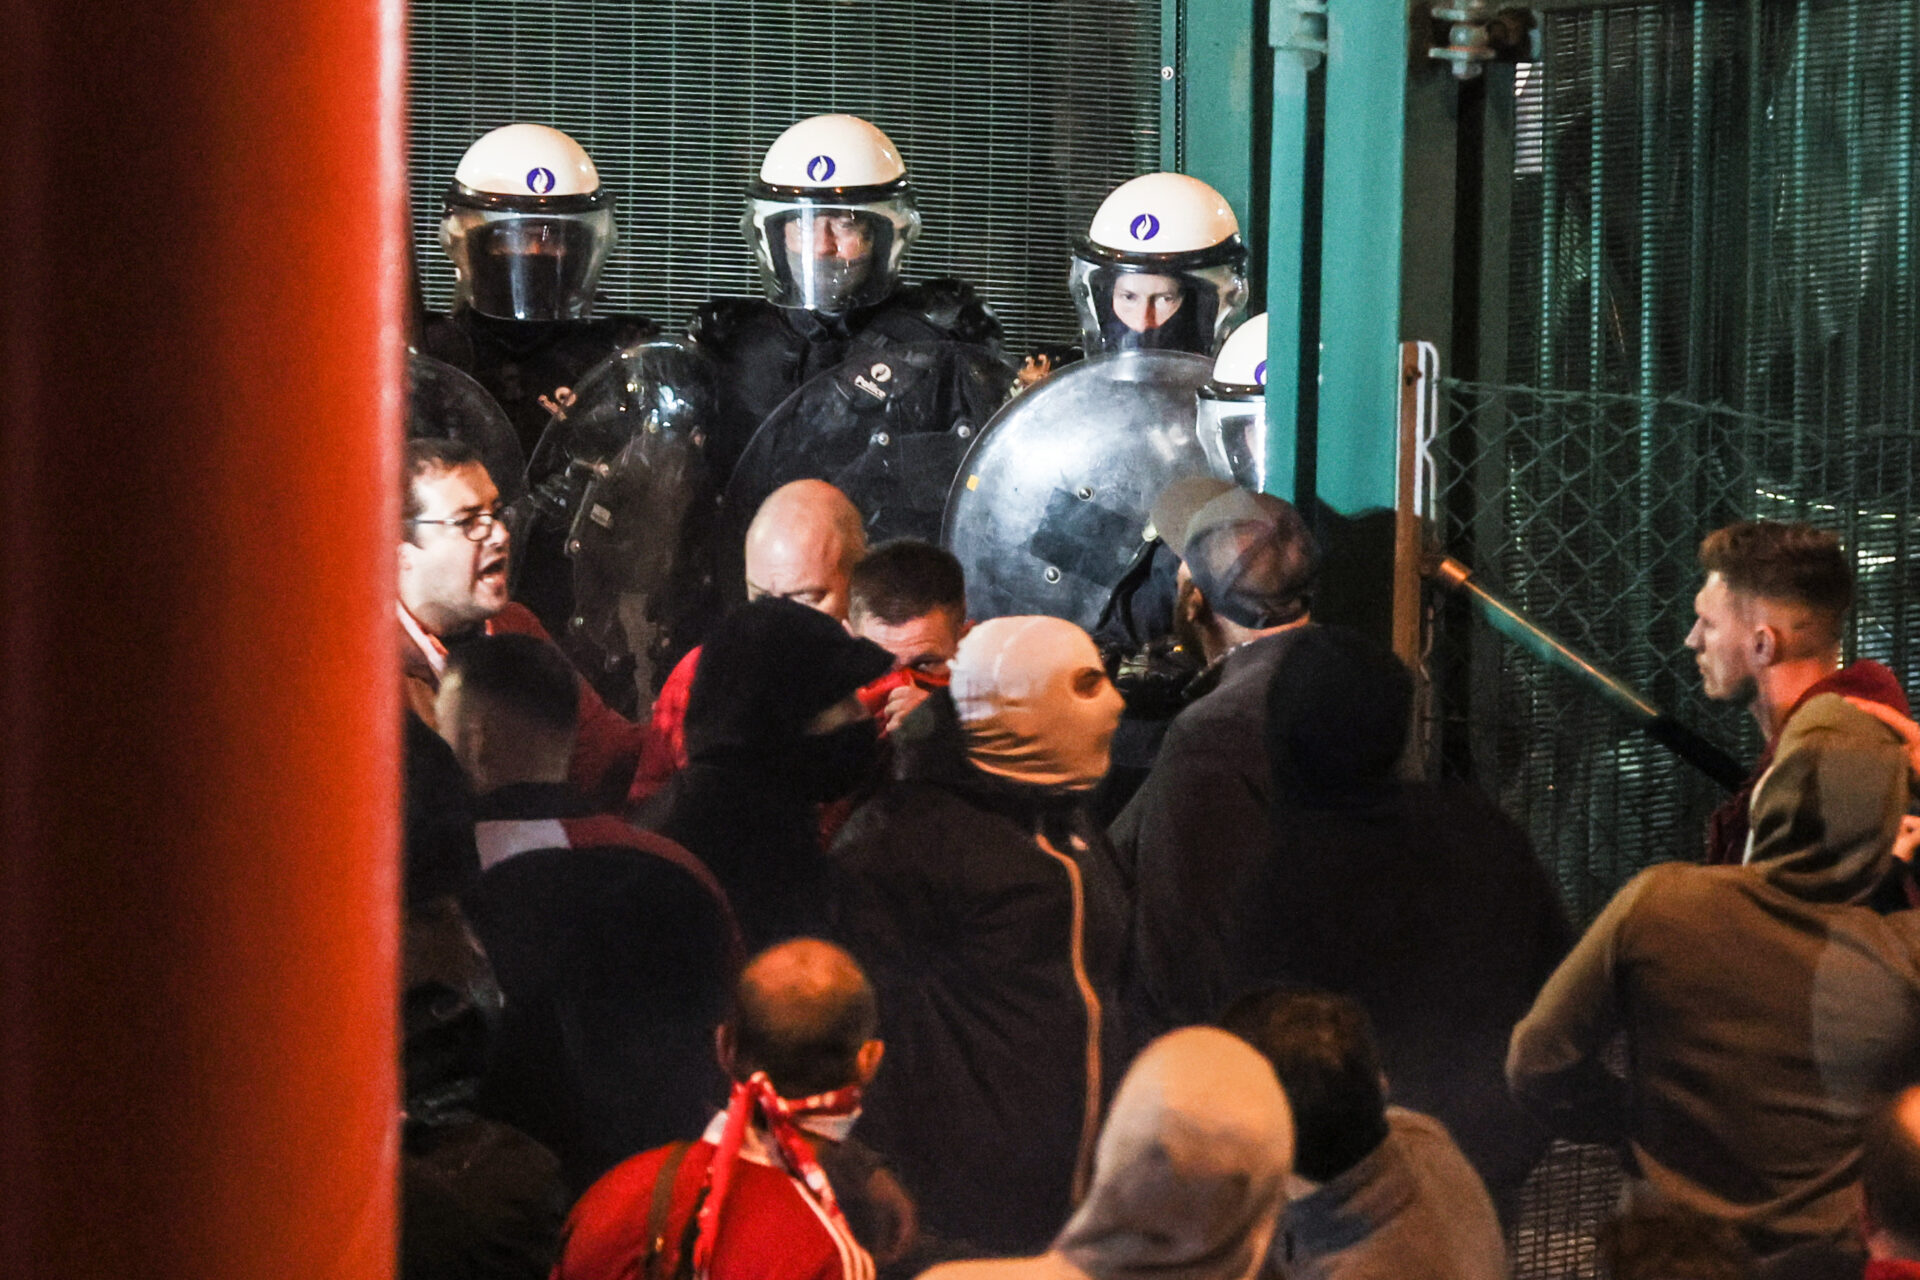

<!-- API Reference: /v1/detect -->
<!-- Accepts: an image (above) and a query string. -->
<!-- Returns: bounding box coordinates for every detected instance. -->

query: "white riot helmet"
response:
[441,124,615,323]
[744,114,923,314]
[1196,314,1270,490]
[1071,172,1249,356]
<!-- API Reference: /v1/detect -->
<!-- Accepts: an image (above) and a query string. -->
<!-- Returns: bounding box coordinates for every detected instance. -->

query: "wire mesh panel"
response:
[1436,8,1920,1272]
[408,0,1164,351]
[1436,0,1920,917]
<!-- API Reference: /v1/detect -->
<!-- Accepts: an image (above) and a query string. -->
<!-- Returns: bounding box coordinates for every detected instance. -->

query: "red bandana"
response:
[692,1072,863,1279]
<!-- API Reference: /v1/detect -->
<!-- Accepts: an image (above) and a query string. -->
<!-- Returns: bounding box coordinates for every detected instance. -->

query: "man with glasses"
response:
[400,437,649,803]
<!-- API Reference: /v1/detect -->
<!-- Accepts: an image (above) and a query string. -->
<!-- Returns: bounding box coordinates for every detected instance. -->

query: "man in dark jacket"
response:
[653,598,895,950]
[435,633,739,1194]
[1242,627,1571,1218]
[830,616,1129,1256]
[1110,479,1316,1040]
[1509,691,1920,1259]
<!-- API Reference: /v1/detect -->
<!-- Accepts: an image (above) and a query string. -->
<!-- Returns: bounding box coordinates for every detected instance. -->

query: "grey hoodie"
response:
[1508,693,1920,1255]
[915,1027,1295,1280]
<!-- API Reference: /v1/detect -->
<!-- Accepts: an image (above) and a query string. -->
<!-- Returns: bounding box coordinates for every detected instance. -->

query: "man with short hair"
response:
[1224,988,1509,1280]
[1508,689,1920,1261]
[846,538,968,733]
[436,633,739,1195]
[1111,477,1317,1044]
[630,479,869,808]
[553,940,913,1280]
[1685,520,1909,864]
[399,437,648,803]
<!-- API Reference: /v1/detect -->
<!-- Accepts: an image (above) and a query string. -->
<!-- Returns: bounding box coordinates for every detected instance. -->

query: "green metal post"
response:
[1315,0,1406,517]
[1263,0,1320,503]
[1178,0,1261,255]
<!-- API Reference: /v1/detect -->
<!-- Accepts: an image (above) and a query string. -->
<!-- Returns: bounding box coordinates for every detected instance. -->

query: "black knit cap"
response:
[1154,480,1316,629]
[685,598,894,758]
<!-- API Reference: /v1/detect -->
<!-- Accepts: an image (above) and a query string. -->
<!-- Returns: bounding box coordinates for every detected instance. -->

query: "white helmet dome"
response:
[1207,314,1270,394]
[1071,173,1249,357]
[1084,172,1242,260]
[1196,314,1271,490]
[744,115,921,314]
[453,123,603,199]
[755,114,909,195]
[441,124,615,323]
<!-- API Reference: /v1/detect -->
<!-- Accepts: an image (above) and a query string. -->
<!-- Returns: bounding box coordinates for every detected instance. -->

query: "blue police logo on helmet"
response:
[1254,359,1269,387]
[807,154,837,183]
[527,167,557,195]
[1129,212,1161,242]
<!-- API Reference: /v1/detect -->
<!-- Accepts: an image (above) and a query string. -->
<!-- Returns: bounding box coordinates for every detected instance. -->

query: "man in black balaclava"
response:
[650,598,893,949]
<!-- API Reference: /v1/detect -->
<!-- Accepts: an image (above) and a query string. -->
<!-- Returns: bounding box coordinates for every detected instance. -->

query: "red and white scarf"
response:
[693,1072,866,1280]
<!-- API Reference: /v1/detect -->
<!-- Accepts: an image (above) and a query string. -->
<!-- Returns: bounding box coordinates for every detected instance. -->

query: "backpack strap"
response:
[642,1141,694,1280]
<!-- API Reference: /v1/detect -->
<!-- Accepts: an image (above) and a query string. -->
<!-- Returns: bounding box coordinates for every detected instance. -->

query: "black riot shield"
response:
[722,339,1013,547]
[942,350,1215,629]
[527,339,719,696]
[406,349,527,503]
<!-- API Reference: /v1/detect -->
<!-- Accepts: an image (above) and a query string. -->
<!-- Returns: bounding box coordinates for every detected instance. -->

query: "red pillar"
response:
[2,1,404,1275]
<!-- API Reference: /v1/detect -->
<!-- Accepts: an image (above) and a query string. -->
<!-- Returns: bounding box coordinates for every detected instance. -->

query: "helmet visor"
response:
[1070,258,1249,357]
[1196,391,1268,491]
[442,205,614,322]
[746,194,920,313]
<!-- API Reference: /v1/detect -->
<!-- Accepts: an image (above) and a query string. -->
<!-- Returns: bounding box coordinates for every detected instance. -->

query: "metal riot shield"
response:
[405,349,527,503]
[942,350,1214,629]
[723,339,1013,546]
[530,339,719,695]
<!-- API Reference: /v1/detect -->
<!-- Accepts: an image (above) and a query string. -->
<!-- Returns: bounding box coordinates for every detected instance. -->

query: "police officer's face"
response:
[1112,274,1186,333]
[786,212,873,263]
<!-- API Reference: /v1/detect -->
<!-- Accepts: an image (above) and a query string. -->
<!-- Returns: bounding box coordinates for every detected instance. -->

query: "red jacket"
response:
[629,645,701,808]
[553,1134,872,1280]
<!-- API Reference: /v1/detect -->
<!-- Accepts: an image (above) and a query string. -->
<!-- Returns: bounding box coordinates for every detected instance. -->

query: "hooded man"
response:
[652,598,893,949]
[1509,691,1920,1260]
[829,616,1129,1256]
[914,1027,1295,1280]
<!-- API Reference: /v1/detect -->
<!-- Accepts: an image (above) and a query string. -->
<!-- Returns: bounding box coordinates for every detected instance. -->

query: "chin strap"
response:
[692,1072,863,1279]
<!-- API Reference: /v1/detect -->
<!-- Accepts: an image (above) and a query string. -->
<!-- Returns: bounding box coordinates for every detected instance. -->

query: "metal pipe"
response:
[1428,557,1747,789]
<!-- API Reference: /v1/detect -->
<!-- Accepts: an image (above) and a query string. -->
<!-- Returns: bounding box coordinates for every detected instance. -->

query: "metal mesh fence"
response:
[406,0,1164,353]
[1434,3,1920,1274]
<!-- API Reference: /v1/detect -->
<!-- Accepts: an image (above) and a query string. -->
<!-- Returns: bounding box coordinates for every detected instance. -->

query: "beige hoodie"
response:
[916,1027,1295,1280]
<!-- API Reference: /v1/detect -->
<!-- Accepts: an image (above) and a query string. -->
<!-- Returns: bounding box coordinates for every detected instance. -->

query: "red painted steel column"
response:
[2,0,404,1276]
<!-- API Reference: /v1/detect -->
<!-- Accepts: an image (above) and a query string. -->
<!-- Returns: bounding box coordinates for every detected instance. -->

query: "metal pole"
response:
[1429,557,1746,790]
[2,0,404,1275]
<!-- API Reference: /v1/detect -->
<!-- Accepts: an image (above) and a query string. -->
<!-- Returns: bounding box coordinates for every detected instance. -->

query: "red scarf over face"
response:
[692,1072,863,1279]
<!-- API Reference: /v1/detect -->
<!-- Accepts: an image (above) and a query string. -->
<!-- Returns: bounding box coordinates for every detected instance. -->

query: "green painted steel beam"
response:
[1261,1,1319,502]
[1177,0,1261,254]
[1316,0,1405,515]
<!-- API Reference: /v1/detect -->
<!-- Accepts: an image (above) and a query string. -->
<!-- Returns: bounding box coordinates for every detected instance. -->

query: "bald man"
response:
[630,480,869,810]
[554,940,914,1280]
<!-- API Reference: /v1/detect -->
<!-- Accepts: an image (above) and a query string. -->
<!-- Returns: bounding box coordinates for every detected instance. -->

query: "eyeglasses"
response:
[407,507,510,542]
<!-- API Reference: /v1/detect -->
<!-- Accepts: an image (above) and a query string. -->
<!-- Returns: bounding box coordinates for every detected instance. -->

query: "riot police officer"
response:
[1195,312,1271,490]
[432,123,660,710]
[694,114,1009,489]
[1070,171,1250,357]
[434,122,657,466]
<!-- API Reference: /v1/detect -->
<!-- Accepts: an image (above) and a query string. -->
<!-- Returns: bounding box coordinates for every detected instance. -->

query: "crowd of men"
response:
[395,112,1920,1280]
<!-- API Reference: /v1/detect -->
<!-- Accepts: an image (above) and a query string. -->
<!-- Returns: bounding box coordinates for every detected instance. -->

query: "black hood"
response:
[1264,626,1412,810]
[683,597,893,763]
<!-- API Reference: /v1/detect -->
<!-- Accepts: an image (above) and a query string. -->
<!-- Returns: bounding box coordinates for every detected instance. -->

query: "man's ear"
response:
[715,1024,737,1077]
[1752,622,1781,667]
[855,1038,884,1087]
